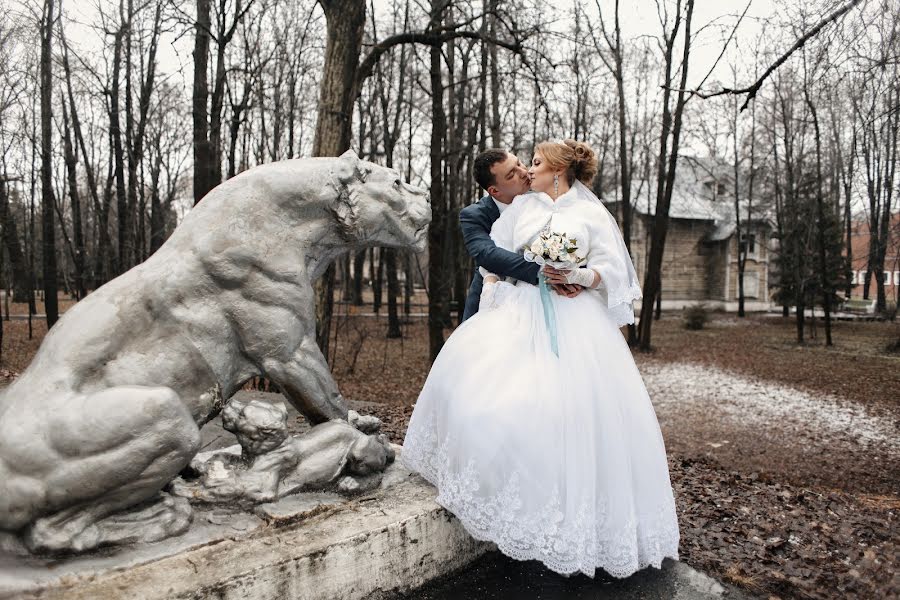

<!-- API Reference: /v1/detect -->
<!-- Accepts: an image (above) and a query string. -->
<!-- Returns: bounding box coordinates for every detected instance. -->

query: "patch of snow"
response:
[641,362,900,454]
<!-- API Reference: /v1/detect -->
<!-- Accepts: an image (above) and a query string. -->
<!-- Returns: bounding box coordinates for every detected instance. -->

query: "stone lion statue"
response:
[0,150,430,553]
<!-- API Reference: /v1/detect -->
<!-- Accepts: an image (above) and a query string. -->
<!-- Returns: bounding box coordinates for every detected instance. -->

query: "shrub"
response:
[683,303,709,330]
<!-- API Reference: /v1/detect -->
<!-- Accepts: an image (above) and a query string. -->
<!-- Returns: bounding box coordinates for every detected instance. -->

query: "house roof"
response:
[603,156,775,239]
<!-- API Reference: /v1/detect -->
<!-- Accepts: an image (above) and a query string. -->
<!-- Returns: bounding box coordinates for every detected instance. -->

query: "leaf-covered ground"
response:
[327,308,900,599]
[1,297,897,599]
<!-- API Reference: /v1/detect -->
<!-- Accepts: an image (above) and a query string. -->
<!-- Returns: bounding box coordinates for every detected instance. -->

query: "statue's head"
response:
[347,432,395,475]
[331,150,431,252]
[221,398,289,457]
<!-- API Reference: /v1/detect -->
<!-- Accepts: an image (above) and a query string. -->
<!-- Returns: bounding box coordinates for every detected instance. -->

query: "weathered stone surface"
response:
[254,493,346,525]
[0,464,489,600]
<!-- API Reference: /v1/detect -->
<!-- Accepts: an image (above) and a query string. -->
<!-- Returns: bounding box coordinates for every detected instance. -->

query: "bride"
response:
[401,139,679,578]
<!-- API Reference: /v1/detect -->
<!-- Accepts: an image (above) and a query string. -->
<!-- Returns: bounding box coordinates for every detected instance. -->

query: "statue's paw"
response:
[337,475,362,495]
[90,494,192,547]
[338,473,382,495]
[247,489,278,504]
[169,477,202,499]
[24,494,192,554]
[23,517,96,555]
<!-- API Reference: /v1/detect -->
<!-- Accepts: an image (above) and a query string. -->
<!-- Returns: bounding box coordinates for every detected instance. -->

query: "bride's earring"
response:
[553,174,559,197]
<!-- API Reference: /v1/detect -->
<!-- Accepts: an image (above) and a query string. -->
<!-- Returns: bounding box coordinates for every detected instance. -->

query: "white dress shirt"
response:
[492,196,510,214]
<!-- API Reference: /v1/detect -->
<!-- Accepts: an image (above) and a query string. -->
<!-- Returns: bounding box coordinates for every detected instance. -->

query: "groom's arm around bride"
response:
[459,149,579,322]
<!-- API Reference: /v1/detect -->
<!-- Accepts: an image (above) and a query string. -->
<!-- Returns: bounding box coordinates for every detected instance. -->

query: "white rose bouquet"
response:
[523,228,586,269]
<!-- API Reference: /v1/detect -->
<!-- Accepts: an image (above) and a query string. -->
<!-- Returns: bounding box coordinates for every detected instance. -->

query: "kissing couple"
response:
[402,139,680,579]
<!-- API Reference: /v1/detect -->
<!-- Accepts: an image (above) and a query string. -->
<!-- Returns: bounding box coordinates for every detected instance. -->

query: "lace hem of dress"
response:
[401,415,680,579]
[605,281,643,327]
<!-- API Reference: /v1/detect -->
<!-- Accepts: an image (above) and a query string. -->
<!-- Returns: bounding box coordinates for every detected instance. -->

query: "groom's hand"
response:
[543,265,572,286]
[551,283,583,298]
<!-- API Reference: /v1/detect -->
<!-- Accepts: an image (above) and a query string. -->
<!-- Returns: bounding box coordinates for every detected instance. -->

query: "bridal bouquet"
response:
[523,228,586,269]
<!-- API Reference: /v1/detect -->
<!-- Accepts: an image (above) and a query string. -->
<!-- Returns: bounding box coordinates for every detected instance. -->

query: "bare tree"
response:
[855,55,898,313]
[0,21,31,301]
[39,0,58,326]
[636,0,695,351]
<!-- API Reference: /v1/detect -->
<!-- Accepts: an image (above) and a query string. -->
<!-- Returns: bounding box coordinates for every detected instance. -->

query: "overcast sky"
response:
[59,0,787,96]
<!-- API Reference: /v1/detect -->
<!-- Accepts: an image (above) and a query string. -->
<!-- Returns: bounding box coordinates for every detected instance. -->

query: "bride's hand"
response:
[544,265,599,288]
[479,279,514,311]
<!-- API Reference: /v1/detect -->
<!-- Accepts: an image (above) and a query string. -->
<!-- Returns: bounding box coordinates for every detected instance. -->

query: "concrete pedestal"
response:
[0,453,490,600]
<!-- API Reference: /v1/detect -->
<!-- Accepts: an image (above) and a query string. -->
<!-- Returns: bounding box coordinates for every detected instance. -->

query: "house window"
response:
[739,232,757,258]
[741,271,760,298]
[703,180,727,198]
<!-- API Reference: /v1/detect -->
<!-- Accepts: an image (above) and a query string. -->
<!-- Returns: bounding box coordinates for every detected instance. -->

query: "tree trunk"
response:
[124,2,161,268]
[352,250,365,305]
[428,0,448,362]
[149,134,166,254]
[805,89,832,345]
[612,0,636,343]
[192,0,213,204]
[733,93,746,318]
[488,3,501,148]
[97,135,115,286]
[40,0,59,327]
[61,26,100,292]
[0,180,30,301]
[123,0,135,271]
[312,0,366,358]
[109,12,127,276]
[385,249,401,337]
[404,251,413,316]
[373,249,384,313]
[61,102,87,300]
[637,0,694,351]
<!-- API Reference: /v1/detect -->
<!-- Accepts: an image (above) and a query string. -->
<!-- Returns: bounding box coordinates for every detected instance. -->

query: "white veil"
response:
[573,179,643,327]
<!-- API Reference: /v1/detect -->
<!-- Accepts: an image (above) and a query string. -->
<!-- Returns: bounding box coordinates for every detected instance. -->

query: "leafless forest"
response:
[0,0,896,361]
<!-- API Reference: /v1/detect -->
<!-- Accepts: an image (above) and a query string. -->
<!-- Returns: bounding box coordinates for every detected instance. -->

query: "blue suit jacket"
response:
[459,195,540,322]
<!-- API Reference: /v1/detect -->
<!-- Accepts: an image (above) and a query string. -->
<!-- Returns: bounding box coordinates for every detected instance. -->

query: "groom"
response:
[460,149,582,322]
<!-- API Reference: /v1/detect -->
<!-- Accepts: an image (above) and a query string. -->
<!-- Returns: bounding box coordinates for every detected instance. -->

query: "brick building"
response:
[605,158,774,312]
[847,212,900,305]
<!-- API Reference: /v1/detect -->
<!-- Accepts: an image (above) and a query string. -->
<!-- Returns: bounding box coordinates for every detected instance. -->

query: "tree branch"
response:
[356,28,525,90]
[666,0,864,111]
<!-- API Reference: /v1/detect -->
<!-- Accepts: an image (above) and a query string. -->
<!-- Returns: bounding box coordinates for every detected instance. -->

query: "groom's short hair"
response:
[474,149,510,192]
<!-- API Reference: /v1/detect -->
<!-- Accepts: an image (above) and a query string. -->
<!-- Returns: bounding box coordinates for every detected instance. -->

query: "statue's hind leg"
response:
[22,386,201,553]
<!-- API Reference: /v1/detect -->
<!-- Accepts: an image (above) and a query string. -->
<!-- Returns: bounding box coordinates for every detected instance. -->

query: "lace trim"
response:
[478,281,518,312]
[604,281,643,327]
[402,414,680,578]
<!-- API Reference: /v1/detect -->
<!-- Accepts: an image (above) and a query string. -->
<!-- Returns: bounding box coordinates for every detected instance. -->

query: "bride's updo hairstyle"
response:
[535,139,599,187]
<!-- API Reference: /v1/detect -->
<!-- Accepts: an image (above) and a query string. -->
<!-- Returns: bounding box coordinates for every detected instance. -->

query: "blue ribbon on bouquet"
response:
[537,271,560,358]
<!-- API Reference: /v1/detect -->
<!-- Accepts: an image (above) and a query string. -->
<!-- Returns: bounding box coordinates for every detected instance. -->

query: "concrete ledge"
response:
[0,452,490,600]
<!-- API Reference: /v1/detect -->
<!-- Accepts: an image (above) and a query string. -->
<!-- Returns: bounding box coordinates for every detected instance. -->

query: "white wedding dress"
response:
[401,181,679,578]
